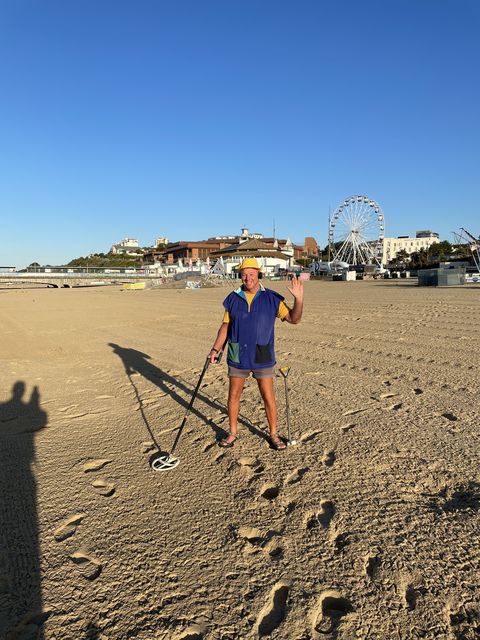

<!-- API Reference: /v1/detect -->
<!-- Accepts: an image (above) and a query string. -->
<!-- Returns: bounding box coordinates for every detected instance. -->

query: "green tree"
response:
[67,252,143,268]
[394,249,409,265]
[428,241,452,259]
[409,247,429,268]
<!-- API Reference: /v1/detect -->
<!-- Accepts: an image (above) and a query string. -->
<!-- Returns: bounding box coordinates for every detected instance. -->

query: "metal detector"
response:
[279,366,296,446]
[151,352,222,472]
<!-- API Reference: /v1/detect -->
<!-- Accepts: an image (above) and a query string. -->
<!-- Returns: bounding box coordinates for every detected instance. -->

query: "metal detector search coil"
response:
[151,453,180,471]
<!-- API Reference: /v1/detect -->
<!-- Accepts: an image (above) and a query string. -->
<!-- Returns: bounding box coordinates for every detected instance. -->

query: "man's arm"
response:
[283,276,304,324]
[209,321,228,362]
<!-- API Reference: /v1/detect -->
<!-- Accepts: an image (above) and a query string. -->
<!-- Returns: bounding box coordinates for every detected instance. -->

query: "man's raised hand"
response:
[287,275,304,300]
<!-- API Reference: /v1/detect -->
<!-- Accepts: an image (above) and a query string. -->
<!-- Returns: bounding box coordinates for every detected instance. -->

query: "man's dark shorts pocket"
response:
[255,344,272,364]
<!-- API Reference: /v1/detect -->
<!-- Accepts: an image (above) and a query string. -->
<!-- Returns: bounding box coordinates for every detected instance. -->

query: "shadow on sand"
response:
[0,382,48,640]
[108,343,269,455]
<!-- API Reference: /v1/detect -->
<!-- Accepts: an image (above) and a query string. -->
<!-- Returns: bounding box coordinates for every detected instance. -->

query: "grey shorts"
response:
[228,365,276,380]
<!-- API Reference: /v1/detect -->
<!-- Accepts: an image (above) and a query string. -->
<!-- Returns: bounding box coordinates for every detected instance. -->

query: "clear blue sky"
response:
[1,0,479,267]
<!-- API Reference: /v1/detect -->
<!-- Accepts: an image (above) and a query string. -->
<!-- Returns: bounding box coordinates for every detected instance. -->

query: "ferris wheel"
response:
[328,195,384,266]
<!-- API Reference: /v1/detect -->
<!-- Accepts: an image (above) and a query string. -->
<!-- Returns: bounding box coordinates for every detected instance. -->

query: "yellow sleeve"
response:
[277,301,290,320]
[223,310,230,323]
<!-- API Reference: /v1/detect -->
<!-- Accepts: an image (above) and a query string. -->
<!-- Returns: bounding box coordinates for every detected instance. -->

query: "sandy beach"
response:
[1,280,479,640]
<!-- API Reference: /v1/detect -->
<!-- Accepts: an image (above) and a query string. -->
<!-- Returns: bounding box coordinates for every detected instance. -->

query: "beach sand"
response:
[0,280,479,639]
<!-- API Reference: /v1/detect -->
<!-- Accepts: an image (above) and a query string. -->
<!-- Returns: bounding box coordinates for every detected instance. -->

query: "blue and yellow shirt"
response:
[222,284,288,369]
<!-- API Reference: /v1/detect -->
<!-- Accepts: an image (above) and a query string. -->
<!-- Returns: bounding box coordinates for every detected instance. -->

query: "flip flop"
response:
[218,435,237,448]
[270,435,286,451]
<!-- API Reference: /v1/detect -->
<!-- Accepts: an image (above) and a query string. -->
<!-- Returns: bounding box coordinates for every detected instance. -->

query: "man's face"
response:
[241,268,259,291]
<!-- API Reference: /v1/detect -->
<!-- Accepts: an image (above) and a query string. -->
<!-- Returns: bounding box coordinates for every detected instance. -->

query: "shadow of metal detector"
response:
[150,352,222,472]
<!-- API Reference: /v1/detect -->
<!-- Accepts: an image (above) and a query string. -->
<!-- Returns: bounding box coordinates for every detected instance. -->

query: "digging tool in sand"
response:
[151,352,222,471]
[279,366,296,446]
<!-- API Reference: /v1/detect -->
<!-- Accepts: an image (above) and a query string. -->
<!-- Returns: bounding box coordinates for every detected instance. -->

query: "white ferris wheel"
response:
[328,195,384,266]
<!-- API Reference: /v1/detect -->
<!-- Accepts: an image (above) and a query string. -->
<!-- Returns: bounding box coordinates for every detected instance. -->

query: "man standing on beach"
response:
[209,258,303,450]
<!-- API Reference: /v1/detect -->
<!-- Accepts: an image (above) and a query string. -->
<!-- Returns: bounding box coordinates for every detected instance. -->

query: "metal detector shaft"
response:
[170,356,210,455]
[279,366,292,444]
[284,377,292,443]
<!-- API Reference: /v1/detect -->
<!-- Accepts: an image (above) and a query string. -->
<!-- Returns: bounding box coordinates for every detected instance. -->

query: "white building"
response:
[238,227,264,242]
[383,230,439,263]
[111,238,142,255]
[210,228,264,243]
[209,237,293,277]
[155,236,169,247]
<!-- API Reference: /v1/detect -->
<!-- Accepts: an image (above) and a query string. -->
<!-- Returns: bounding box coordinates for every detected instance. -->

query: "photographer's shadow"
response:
[0,381,48,639]
[108,343,267,450]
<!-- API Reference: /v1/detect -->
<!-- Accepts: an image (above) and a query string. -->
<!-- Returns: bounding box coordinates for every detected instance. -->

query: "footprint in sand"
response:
[238,526,265,545]
[311,590,353,636]
[255,580,291,636]
[213,451,226,464]
[300,430,320,443]
[445,601,480,637]
[387,402,403,411]
[364,553,381,580]
[70,548,102,580]
[54,513,86,542]
[343,407,369,416]
[142,441,156,454]
[176,624,206,640]
[329,529,351,553]
[238,457,265,480]
[284,467,309,485]
[401,580,417,611]
[305,500,335,530]
[92,478,115,497]
[321,450,335,467]
[259,483,280,501]
[263,537,284,558]
[82,459,112,473]
[441,412,458,421]
[280,497,297,514]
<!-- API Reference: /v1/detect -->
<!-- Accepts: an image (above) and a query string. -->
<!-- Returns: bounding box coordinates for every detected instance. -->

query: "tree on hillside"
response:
[67,252,142,268]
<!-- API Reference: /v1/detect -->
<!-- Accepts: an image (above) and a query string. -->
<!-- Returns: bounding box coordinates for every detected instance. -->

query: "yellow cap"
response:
[238,258,261,271]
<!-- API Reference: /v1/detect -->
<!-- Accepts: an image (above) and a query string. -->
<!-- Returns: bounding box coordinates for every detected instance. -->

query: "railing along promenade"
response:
[0,272,163,288]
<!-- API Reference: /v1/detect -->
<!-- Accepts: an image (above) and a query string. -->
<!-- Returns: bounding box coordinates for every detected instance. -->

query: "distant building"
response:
[209,227,264,243]
[155,236,169,247]
[239,227,264,241]
[142,227,307,269]
[208,228,305,258]
[258,237,303,261]
[209,237,293,276]
[143,239,230,265]
[111,238,143,255]
[416,230,439,239]
[302,237,320,258]
[383,231,440,263]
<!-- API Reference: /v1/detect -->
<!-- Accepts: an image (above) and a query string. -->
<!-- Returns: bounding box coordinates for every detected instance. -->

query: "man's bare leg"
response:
[256,377,278,435]
[257,377,286,449]
[224,376,245,444]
